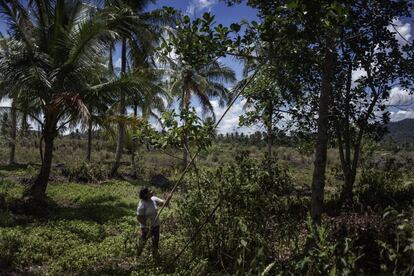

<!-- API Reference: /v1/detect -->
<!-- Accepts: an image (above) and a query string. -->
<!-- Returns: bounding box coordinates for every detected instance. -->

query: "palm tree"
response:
[106,0,173,176]
[169,60,236,165]
[128,69,170,174]
[101,67,170,176]
[0,35,18,165]
[0,0,148,201]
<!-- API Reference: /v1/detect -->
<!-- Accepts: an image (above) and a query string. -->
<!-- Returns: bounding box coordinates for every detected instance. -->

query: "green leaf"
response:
[287,0,299,9]
[230,23,241,32]
[240,239,247,247]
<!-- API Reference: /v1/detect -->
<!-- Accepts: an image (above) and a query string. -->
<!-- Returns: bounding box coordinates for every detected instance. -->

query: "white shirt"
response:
[137,196,165,228]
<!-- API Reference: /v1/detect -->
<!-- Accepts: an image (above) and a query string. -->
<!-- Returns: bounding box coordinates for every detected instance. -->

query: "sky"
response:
[113,0,260,133]
[1,1,414,134]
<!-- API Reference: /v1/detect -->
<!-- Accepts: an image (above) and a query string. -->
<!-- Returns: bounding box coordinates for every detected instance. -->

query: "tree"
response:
[239,68,286,160]
[227,0,347,223]
[128,69,170,174]
[162,13,236,166]
[232,0,413,220]
[0,0,149,201]
[107,0,173,177]
[330,1,413,203]
[0,37,17,165]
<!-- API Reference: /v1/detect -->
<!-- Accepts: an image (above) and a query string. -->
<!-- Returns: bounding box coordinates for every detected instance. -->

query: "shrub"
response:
[294,219,361,275]
[176,153,294,274]
[376,207,414,275]
[61,162,108,183]
[355,168,414,209]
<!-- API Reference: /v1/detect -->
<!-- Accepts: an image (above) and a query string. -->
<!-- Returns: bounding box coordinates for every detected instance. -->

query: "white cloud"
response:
[186,0,217,16]
[351,67,367,84]
[114,58,121,68]
[386,87,413,106]
[387,18,412,46]
[210,97,259,133]
[0,96,11,107]
[390,110,414,121]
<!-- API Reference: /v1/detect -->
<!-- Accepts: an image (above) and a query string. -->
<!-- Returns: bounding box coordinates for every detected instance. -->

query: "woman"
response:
[136,186,169,257]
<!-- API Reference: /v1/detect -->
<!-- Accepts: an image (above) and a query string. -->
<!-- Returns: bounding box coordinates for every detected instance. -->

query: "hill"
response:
[385,118,414,144]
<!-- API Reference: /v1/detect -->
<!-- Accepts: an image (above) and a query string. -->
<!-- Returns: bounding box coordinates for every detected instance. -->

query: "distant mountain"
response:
[384,118,414,144]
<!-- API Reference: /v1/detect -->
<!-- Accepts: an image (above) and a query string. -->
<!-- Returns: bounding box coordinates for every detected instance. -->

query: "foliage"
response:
[377,207,414,275]
[61,162,108,183]
[161,12,236,117]
[239,68,287,131]
[159,109,215,151]
[294,219,361,275]
[176,153,294,274]
[133,108,216,154]
[355,167,414,209]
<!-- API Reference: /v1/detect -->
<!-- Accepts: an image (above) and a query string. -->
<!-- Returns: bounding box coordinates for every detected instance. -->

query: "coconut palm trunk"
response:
[111,38,127,176]
[8,103,16,165]
[130,104,138,176]
[86,119,92,162]
[26,114,57,200]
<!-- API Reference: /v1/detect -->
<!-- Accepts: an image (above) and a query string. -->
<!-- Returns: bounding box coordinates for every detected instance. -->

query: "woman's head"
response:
[139,186,153,200]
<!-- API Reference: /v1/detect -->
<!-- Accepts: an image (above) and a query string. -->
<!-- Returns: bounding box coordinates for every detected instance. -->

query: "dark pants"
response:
[141,226,160,250]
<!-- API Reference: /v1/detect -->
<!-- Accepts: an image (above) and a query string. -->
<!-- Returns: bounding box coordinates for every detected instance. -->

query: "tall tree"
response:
[224,0,350,223]
[237,39,292,161]
[239,70,286,159]
[107,0,172,176]
[0,0,148,201]
[331,1,412,203]
[8,100,16,164]
[163,13,236,166]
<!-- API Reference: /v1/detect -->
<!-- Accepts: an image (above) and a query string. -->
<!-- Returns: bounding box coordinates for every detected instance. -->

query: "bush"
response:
[376,207,414,275]
[176,153,295,274]
[356,168,414,209]
[62,162,108,183]
[294,219,361,275]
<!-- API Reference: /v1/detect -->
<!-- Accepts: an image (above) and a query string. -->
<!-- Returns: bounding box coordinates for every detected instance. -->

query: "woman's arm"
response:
[152,194,171,207]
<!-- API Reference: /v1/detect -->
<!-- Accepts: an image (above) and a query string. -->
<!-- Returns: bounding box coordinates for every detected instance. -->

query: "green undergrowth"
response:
[1,150,414,274]
[0,180,181,275]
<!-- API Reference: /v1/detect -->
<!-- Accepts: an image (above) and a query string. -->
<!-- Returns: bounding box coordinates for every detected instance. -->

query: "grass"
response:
[0,178,181,275]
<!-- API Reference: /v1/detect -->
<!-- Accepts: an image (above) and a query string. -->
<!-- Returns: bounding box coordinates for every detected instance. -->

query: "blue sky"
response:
[129,0,260,133]
[113,0,258,80]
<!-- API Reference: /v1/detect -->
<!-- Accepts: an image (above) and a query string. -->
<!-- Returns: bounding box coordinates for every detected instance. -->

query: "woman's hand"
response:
[164,192,172,206]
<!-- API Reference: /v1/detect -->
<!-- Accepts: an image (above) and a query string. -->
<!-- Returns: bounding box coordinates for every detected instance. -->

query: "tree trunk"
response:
[21,113,29,135]
[182,91,190,168]
[131,104,138,177]
[266,100,273,159]
[86,119,92,162]
[183,129,189,167]
[337,63,355,203]
[337,126,354,203]
[130,150,136,176]
[109,42,114,74]
[110,38,127,176]
[8,104,17,165]
[26,116,57,201]
[311,37,335,224]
